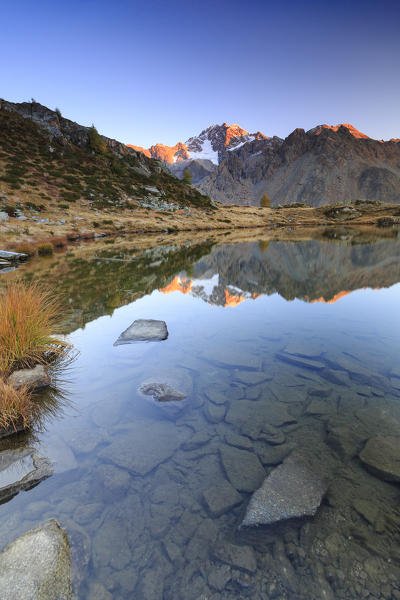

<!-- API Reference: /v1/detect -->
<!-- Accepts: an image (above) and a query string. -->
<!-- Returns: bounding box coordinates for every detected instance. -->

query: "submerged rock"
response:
[241,453,327,527]
[113,319,168,345]
[203,480,243,516]
[276,352,325,371]
[213,542,257,573]
[139,382,185,402]
[8,365,50,392]
[139,381,187,418]
[219,444,265,492]
[359,436,400,482]
[0,520,71,600]
[99,417,190,475]
[0,448,53,503]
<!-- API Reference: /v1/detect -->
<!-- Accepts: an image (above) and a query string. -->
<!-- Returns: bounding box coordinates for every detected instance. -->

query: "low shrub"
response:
[0,281,68,375]
[37,243,54,256]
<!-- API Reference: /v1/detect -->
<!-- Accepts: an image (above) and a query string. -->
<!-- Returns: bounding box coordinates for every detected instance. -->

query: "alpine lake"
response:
[0,227,400,600]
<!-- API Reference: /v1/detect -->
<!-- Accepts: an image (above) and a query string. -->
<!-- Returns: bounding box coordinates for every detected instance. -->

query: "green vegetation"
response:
[88,125,107,155]
[183,169,192,185]
[37,243,54,256]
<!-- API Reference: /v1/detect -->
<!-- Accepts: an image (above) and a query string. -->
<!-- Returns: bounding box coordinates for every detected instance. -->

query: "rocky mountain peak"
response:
[308,123,370,139]
[129,122,267,166]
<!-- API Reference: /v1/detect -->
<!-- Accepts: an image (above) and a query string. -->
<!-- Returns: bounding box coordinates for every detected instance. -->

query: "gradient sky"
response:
[1,0,399,146]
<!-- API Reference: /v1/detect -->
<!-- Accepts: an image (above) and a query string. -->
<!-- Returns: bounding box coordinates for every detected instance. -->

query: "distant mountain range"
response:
[130,122,400,206]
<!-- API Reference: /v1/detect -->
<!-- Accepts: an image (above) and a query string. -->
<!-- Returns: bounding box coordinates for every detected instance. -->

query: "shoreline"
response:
[0,202,399,249]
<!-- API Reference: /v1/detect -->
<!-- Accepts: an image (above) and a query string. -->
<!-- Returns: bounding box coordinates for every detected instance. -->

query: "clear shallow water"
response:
[1,235,400,599]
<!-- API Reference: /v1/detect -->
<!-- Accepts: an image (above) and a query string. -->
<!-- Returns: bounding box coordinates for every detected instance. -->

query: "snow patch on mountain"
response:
[188,139,219,164]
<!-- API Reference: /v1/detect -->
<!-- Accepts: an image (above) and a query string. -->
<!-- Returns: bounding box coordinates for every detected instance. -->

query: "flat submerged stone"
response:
[219,445,265,492]
[203,480,243,516]
[241,453,327,527]
[359,436,400,482]
[113,319,168,345]
[99,417,190,475]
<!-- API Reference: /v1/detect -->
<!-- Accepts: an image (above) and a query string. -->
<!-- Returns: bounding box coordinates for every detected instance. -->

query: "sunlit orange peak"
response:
[160,276,193,295]
[224,289,246,308]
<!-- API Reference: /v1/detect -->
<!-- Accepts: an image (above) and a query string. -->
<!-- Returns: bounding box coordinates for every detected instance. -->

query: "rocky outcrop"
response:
[8,365,51,392]
[199,124,400,206]
[0,520,71,600]
[0,99,135,158]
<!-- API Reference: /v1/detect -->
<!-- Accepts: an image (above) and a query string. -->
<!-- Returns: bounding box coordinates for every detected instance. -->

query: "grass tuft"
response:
[0,379,32,431]
[0,281,68,376]
[37,243,54,256]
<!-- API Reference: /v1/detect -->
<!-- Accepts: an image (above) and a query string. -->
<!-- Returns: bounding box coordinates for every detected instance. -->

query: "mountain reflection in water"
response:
[0,232,399,600]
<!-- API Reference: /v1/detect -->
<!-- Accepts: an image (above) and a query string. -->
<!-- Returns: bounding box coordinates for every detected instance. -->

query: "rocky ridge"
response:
[130,117,400,207]
[199,124,400,206]
[129,122,267,168]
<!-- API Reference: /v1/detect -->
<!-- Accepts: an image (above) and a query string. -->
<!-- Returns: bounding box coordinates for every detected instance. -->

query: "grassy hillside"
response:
[0,105,212,215]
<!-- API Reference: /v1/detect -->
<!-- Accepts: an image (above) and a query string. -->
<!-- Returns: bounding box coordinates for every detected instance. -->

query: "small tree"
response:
[55,107,62,119]
[183,169,192,185]
[88,125,107,154]
[260,193,271,208]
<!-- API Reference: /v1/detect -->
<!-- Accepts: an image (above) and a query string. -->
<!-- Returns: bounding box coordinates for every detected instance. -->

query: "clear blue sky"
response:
[1,0,399,146]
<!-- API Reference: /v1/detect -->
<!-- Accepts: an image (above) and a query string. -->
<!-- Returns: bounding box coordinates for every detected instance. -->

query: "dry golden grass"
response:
[13,243,36,257]
[0,378,32,431]
[0,281,68,376]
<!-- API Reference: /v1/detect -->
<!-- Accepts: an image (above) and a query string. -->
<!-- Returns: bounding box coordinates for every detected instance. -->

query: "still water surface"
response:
[1,234,400,599]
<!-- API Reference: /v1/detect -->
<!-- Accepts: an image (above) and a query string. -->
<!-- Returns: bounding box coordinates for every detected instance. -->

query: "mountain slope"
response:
[199,124,400,206]
[0,99,212,213]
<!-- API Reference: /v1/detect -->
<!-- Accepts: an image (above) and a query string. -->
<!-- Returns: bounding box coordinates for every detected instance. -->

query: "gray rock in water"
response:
[359,436,400,482]
[241,453,327,527]
[8,365,50,392]
[114,319,168,345]
[0,519,72,600]
[0,448,53,503]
